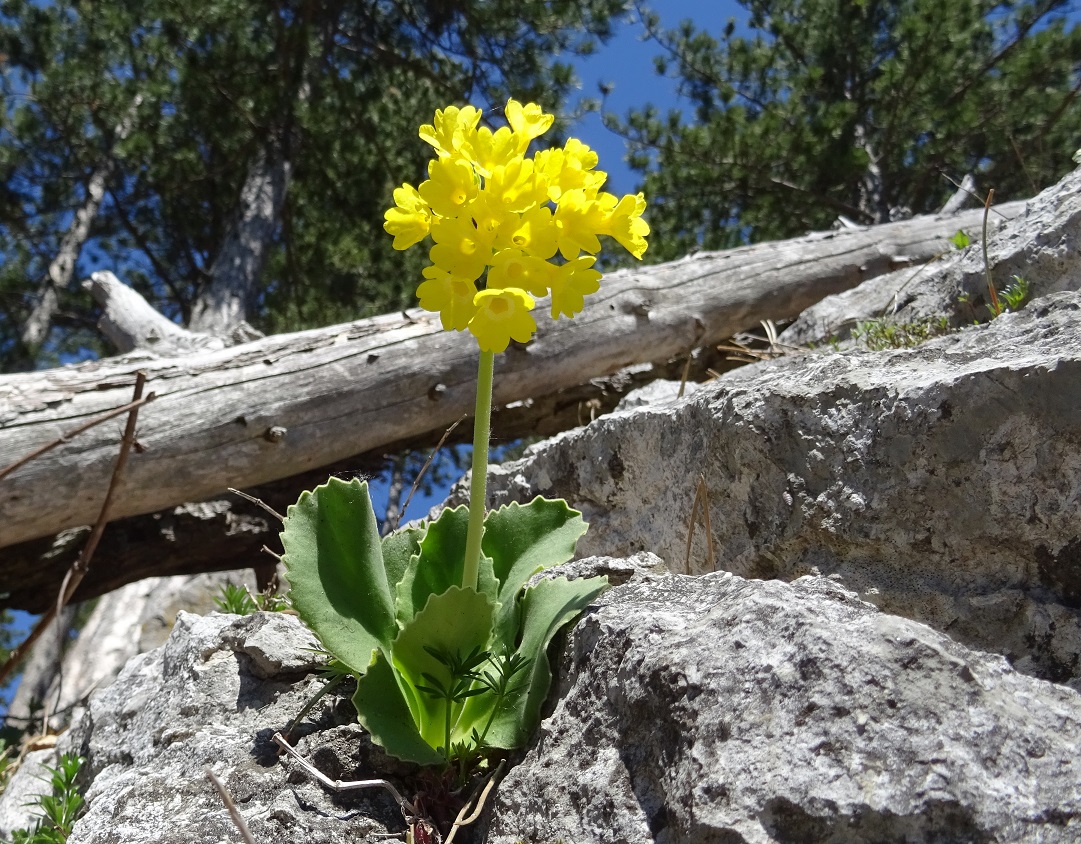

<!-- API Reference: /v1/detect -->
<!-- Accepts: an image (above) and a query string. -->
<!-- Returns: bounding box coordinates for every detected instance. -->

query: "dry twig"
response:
[227,488,285,523]
[385,414,466,535]
[443,760,505,844]
[0,372,150,687]
[271,731,417,817]
[684,474,716,575]
[206,767,258,844]
[0,389,155,482]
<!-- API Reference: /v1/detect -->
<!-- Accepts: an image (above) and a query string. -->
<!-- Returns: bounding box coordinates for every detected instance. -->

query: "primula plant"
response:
[280,99,648,772]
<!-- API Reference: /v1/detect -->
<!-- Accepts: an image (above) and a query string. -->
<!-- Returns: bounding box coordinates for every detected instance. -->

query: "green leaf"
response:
[469,574,608,750]
[381,525,424,592]
[395,506,498,626]
[950,230,971,250]
[352,650,445,766]
[482,497,588,643]
[280,478,396,675]
[390,586,496,750]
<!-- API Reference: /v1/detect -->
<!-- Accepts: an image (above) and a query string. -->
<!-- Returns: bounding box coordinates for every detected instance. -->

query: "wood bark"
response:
[84,271,225,355]
[188,142,290,339]
[0,352,713,612]
[18,97,143,358]
[0,200,1025,586]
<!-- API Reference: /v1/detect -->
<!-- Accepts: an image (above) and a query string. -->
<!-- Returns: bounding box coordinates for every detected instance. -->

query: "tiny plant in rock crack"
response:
[987,274,1029,317]
[278,98,648,830]
[850,315,952,350]
[213,582,290,615]
[950,229,971,250]
[6,753,84,844]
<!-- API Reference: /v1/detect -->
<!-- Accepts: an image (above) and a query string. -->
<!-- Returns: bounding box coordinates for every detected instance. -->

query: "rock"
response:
[9,566,1078,844]
[7,572,260,733]
[447,291,1081,689]
[49,611,409,844]
[0,747,63,837]
[781,165,1081,346]
[486,571,1081,844]
[615,378,700,411]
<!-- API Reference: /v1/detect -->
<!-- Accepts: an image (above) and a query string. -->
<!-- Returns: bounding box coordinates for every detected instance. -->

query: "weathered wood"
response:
[0,200,1025,557]
[84,271,225,356]
[0,351,717,611]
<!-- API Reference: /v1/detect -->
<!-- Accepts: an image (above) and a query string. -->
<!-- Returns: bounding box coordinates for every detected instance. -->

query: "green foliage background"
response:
[0,0,623,368]
[610,0,1081,262]
[0,0,1077,365]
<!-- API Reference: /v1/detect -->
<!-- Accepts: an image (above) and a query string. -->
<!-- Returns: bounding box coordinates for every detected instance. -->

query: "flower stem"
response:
[462,350,494,591]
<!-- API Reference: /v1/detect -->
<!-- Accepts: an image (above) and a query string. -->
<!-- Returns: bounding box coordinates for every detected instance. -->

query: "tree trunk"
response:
[18,97,143,361]
[0,351,715,613]
[84,270,224,355]
[0,199,1026,596]
[188,143,290,339]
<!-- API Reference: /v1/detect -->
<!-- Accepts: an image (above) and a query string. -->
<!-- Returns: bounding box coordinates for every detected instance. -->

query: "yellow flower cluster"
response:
[384,99,648,353]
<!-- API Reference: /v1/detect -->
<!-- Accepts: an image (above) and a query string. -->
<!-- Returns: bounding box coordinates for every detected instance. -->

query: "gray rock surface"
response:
[781,165,1081,346]
[0,747,63,837]
[52,611,409,844]
[13,566,1076,843]
[450,291,1081,689]
[8,571,257,733]
[487,571,1081,844]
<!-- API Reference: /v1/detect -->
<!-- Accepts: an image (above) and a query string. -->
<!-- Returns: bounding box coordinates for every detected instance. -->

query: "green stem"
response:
[462,350,494,591]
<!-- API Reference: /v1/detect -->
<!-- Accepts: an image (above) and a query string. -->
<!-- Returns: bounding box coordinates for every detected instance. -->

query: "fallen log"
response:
[0,353,713,612]
[0,200,1024,569]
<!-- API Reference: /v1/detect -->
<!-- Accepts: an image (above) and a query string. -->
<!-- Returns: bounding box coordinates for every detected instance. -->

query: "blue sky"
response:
[567,1,746,196]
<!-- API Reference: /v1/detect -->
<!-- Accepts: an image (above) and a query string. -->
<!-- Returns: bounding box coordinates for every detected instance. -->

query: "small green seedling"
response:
[987,274,1029,317]
[213,582,290,615]
[8,753,84,844]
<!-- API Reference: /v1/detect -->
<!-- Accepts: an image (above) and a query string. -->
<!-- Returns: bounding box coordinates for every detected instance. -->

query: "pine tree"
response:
[0,0,625,370]
[610,0,1081,262]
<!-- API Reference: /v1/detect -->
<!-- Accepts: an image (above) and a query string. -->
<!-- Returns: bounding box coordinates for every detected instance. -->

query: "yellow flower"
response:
[419,157,478,219]
[548,256,601,319]
[430,214,494,281]
[469,288,537,353]
[470,125,519,176]
[599,192,650,260]
[419,105,482,159]
[386,99,649,351]
[383,184,431,250]
[535,139,606,202]
[505,204,558,259]
[487,248,550,297]
[554,189,605,259]
[416,266,479,330]
[471,192,514,244]
[506,99,555,153]
[485,156,547,214]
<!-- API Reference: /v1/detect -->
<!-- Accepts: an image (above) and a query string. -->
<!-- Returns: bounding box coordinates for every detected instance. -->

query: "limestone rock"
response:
[781,165,1081,346]
[5,566,1078,843]
[7,572,258,733]
[448,291,1081,689]
[55,611,406,844]
[0,747,62,837]
[487,571,1081,844]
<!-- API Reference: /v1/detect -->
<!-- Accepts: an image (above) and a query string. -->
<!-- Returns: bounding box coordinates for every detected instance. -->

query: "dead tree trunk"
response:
[18,97,143,360]
[188,143,290,340]
[0,199,1026,603]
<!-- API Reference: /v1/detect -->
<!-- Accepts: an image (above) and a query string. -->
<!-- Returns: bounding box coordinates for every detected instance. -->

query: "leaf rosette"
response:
[281,477,607,764]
